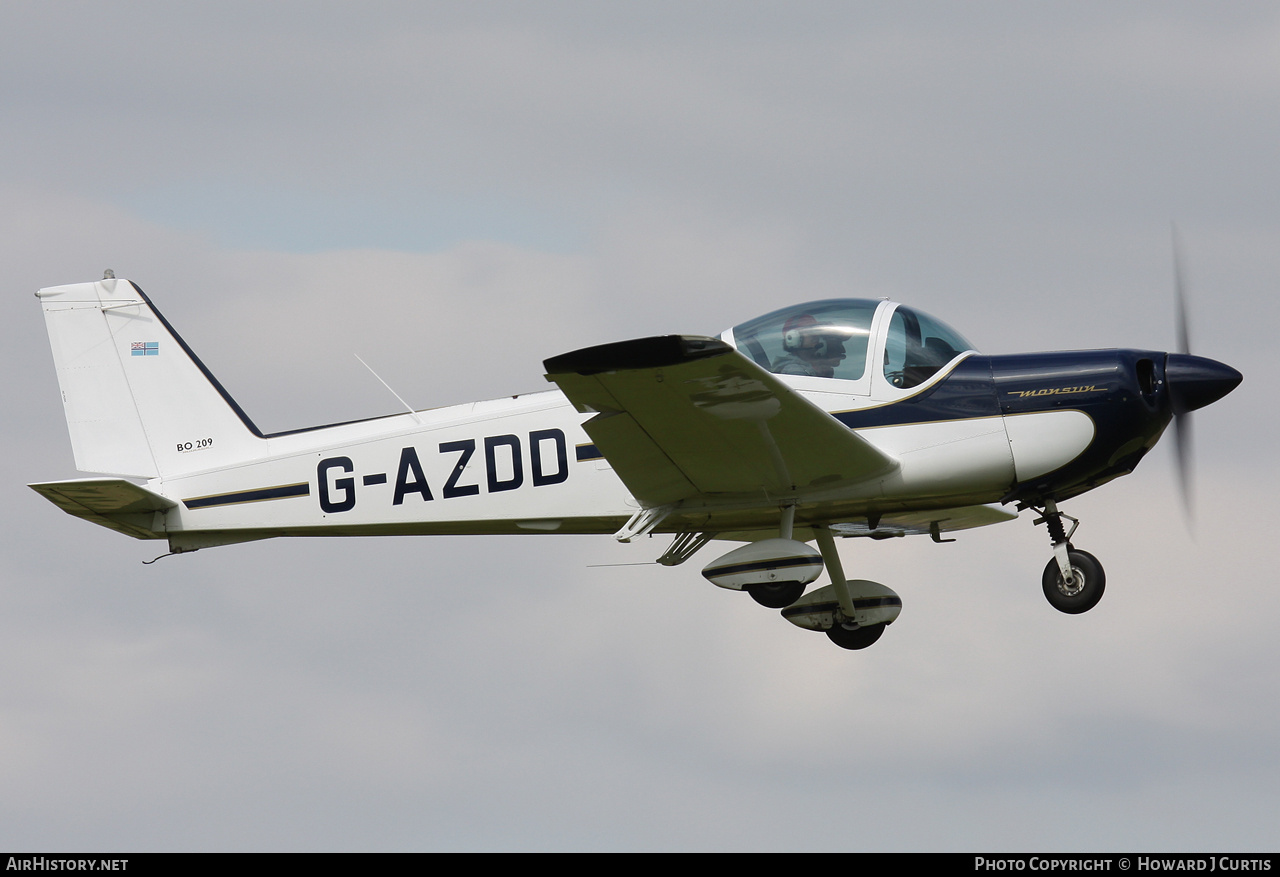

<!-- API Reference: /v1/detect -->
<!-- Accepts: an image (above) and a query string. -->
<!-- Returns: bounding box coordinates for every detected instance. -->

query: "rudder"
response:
[37,276,266,478]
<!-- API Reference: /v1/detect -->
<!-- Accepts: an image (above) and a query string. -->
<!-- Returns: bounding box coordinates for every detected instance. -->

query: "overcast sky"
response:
[2,2,1276,852]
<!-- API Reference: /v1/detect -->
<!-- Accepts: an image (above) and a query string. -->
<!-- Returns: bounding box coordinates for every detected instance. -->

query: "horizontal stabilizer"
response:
[30,478,174,540]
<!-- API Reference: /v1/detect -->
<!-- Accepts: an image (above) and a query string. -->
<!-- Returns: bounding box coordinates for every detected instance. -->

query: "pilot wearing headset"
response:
[772,314,848,378]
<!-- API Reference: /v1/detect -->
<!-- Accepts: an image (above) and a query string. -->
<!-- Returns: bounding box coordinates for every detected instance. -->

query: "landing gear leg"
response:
[814,524,888,650]
[1034,500,1105,614]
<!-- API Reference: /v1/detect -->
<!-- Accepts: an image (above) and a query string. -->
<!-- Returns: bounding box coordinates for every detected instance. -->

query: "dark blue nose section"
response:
[1165,353,1242,415]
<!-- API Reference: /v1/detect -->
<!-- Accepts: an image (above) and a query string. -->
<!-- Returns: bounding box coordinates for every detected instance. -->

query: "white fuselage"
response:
[154,378,1093,542]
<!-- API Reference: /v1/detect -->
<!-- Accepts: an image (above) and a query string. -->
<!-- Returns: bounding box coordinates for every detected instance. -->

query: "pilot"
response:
[773,314,847,378]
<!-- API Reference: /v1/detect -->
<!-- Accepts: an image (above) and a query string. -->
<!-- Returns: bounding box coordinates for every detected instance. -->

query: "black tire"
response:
[746,580,806,609]
[826,622,885,650]
[1041,549,1106,614]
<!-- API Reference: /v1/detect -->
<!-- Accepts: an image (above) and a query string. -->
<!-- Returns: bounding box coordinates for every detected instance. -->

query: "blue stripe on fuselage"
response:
[831,356,1001,430]
[828,349,1172,504]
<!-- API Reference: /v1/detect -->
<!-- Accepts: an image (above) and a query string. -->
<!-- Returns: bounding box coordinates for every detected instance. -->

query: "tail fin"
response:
[37,276,266,478]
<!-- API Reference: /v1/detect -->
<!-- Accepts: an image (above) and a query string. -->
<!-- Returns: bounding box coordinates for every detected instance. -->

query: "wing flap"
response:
[584,411,699,504]
[546,335,899,507]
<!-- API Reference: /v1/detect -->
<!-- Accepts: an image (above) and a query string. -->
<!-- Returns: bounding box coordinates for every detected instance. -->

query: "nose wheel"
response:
[1041,548,1105,614]
[1033,501,1106,615]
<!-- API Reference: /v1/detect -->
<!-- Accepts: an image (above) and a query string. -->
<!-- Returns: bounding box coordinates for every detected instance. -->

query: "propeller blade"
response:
[1174,409,1194,522]
[1172,222,1191,356]
[1171,222,1193,522]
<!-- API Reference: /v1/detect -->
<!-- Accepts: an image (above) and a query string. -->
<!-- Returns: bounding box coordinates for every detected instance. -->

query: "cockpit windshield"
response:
[729,299,879,381]
[728,298,976,387]
[882,305,974,389]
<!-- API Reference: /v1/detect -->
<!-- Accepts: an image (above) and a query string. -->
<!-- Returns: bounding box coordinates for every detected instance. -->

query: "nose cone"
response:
[1166,353,1243,415]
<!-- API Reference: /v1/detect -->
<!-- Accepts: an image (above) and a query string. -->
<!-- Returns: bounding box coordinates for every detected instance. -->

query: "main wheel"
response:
[826,622,885,650]
[1041,549,1105,614]
[746,580,806,608]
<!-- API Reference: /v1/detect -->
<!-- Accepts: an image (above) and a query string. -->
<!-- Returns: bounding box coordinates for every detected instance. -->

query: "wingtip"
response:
[544,335,732,376]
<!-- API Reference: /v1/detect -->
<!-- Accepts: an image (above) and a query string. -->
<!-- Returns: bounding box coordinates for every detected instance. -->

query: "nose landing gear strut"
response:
[1034,499,1106,614]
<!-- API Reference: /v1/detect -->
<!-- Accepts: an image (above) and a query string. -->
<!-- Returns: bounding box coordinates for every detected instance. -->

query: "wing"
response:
[544,335,899,508]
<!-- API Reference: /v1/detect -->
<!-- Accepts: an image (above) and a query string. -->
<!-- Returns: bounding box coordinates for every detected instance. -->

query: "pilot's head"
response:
[782,314,847,377]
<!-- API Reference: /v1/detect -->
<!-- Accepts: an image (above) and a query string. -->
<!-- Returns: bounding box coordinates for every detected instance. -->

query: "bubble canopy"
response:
[725,299,975,389]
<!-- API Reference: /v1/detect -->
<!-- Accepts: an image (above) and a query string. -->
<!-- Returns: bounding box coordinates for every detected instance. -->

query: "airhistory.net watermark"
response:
[5,859,128,871]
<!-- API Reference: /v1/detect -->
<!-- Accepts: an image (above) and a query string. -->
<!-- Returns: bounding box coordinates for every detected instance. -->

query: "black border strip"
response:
[131,282,411,439]
[575,443,603,461]
[781,596,903,619]
[183,482,311,510]
[704,556,824,578]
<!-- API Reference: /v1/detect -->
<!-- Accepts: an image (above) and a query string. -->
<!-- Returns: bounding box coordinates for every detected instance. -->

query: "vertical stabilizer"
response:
[37,277,265,478]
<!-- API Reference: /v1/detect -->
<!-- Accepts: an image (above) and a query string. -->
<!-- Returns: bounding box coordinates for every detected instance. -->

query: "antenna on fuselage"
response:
[354,353,422,425]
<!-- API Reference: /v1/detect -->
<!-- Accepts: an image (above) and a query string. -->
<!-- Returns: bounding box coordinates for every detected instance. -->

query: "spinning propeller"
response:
[1164,225,1242,519]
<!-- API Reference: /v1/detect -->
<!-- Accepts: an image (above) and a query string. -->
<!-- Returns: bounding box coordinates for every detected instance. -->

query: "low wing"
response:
[545,335,899,508]
[30,478,174,540]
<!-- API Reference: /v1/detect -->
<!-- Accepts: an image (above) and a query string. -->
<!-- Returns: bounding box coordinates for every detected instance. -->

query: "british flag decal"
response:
[131,341,159,356]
